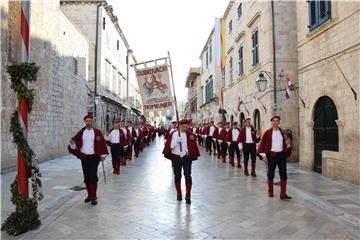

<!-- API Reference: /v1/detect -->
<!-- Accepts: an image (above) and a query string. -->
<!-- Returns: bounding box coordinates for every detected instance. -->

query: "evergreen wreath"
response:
[2,62,44,236]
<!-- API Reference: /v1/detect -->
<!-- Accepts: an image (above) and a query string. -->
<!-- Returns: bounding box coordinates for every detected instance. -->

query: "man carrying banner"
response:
[68,114,108,205]
[162,119,200,204]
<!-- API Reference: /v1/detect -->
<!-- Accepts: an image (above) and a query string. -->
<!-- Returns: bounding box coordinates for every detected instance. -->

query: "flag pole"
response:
[167,51,182,151]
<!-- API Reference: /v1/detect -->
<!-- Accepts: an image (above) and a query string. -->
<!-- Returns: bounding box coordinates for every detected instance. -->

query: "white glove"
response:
[212,138,216,142]
[218,140,223,143]
[177,137,182,143]
[69,142,76,150]
[134,137,137,140]
[180,151,187,158]
[238,143,243,150]
[227,142,231,146]
[123,145,128,150]
[259,153,267,161]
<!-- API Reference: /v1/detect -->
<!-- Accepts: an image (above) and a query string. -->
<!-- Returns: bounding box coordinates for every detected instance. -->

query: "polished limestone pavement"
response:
[3,136,359,239]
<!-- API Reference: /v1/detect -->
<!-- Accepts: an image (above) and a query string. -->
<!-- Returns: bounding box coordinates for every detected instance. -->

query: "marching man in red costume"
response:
[119,121,129,166]
[165,120,177,142]
[240,118,260,177]
[257,115,292,200]
[162,119,200,204]
[133,123,141,157]
[219,122,230,163]
[205,120,218,155]
[215,121,223,160]
[226,121,242,168]
[105,119,127,174]
[68,114,108,205]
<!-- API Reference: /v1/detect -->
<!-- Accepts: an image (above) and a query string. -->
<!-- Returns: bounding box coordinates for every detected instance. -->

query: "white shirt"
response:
[107,129,120,143]
[121,128,127,139]
[170,130,188,156]
[245,127,254,143]
[192,128,196,134]
[134,128,139,137]
[81,128,95,155]
[232,128,240,142]
[209,126,216,137]
[271,129,283,152]
[128,127,133,137]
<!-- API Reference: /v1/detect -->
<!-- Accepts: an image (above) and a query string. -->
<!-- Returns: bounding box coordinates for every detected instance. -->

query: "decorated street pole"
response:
[18,0,30,198]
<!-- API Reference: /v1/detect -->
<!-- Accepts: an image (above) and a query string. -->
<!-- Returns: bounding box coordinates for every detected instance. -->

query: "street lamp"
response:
[256,73,268,92]
[94,95,101,105]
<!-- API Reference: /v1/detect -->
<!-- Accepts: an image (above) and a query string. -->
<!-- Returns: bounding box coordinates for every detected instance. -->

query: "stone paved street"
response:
[2,136,360,239]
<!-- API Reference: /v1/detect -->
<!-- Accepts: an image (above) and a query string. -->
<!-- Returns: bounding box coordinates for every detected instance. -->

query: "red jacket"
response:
[213,127,219,139]
[256,128,291,158]
[106,128,128,147]
[226,128,241,144]
[219,128,229,141]
[68,127,108,160]
[162,130,200,161]
[240,126,260,144]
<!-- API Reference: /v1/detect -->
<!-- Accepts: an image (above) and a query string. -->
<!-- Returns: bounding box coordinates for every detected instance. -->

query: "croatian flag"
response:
[285,78,295,99]
[237,97,243,111]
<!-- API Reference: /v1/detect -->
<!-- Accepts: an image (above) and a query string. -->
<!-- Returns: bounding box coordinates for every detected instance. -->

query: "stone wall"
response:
[1,1,89,172]
[222,0,299,160]
[297,1,360,184]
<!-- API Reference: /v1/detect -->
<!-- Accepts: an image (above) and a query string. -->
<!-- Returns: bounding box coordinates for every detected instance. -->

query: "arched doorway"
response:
[253,109,261,131]
[240,112,245,128]
[313,96,339,173]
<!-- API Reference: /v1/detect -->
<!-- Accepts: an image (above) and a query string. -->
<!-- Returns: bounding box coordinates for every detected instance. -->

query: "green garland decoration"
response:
[1,62,43,236]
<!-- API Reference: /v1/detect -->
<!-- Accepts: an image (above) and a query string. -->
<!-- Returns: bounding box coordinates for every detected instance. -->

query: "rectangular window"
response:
[308,0,331,31]
[72,57,78,75]
[238,45,244,75]
[251,28,259,67]
[112,67,117,93]
[117,40,119,50]
[229,57,233,81]
[209,43,212,64]
[206,50,209,68]
[103,17,106,30]
[201,86,204,104]
[228,20,233,33]
[237,3,242,20]
[205,78,214,103]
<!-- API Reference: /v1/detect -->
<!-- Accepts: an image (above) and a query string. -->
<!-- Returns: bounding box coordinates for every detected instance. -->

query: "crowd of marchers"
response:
[162,115,292,204]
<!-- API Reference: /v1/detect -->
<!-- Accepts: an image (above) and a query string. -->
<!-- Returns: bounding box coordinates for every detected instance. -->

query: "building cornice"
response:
[60,0,130,48]
[247,11,261,28]
[235,31,245,43]
[199,27,215,58]
[222,0,235,19]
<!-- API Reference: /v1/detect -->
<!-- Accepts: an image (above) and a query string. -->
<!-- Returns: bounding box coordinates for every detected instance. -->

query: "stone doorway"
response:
[313,96,339,173]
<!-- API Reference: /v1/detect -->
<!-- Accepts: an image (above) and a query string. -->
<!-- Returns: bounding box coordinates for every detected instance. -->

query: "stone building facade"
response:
[184,67,200,122]
[60,0,142,133]
[222,0,299,161]
[1,0,89,171]
[199,28,223,123]
[297,1,360,184]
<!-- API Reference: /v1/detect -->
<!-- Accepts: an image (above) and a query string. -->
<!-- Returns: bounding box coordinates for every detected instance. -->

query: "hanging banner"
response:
[135,63,173,114]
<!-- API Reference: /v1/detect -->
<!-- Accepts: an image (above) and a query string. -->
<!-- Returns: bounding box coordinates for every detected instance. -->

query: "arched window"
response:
[253,109,260,131]
[240,112,245,128]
